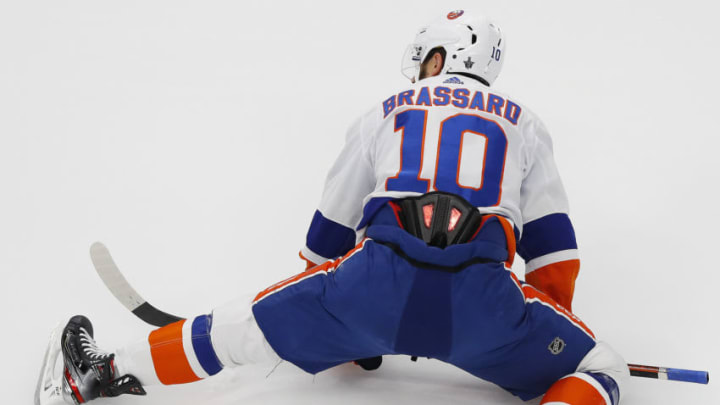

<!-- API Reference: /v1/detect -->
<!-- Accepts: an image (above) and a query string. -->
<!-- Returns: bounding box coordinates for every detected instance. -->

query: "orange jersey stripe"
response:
[471,215,516,266]
[496,216,516,267]
[148,320,201,385]
[525,259,580,311]
[541,375,608,405]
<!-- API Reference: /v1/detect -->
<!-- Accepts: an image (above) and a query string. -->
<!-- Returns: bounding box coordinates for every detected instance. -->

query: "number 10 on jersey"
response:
[385,109,508,207]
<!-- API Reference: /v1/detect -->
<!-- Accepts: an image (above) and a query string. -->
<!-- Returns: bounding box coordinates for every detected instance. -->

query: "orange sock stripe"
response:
[148,320,201,385]
[541,375,607,405]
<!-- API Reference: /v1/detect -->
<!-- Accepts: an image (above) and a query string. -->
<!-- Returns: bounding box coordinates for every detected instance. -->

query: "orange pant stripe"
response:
[254,238,368,304]
[521,283,595,339]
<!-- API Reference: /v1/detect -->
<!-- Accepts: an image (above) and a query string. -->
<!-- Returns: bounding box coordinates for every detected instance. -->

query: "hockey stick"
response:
[89,242,709,384]
[89,242,185,327]
[628,364,708,384]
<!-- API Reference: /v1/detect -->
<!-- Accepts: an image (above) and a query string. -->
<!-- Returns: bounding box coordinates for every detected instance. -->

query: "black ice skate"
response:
[35,315,146,405]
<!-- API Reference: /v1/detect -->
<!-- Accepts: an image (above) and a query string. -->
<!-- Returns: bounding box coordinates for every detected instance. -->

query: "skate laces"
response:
[78,327,113,361]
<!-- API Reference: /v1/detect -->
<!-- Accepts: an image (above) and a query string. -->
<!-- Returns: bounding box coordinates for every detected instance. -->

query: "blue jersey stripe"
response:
[517,213,577,262]
[306,210,356,259]
[191,315,223,376]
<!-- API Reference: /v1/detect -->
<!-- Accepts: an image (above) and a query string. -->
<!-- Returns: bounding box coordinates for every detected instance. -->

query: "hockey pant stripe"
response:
[254,238,369,304]
[522,284,594,339]
[507,273,595,340]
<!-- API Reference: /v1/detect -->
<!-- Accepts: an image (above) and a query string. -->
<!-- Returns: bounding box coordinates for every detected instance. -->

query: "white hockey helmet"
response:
[401,10,505,86]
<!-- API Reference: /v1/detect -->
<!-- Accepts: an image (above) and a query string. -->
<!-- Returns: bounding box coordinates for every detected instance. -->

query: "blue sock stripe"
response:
[191,315,223,376]
[586,372,620,405]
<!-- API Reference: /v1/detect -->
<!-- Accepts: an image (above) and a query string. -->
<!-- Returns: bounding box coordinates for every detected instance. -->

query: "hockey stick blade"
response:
[628,363,709,384]
[90,242,184,327]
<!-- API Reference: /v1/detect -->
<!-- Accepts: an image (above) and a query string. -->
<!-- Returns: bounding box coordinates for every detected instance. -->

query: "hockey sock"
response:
[540,372,620,405]
[114,297,278,387]
[115,314,224,386]
[148,315,224,385]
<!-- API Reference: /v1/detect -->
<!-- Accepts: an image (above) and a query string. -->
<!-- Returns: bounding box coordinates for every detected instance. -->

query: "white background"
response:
[1,1,718,404]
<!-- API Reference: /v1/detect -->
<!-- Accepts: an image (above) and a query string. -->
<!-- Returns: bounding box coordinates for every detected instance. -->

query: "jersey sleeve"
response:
[517,115,580,311]
[300,112,378,265]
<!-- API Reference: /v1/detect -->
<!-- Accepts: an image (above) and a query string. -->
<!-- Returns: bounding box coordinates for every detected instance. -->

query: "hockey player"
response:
[36,10,629,405]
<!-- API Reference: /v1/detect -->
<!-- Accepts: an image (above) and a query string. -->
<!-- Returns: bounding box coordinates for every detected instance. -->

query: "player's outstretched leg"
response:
[107,298,279,390]
[60,315,146,404]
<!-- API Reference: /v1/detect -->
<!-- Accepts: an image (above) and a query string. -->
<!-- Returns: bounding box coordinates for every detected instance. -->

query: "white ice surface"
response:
[1,1,718,404]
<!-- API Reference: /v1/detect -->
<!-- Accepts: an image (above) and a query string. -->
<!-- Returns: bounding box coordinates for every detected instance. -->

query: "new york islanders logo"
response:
[447,10,464,20]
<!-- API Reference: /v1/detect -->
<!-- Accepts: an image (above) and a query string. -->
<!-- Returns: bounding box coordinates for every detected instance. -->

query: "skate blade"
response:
[34,322,69,405]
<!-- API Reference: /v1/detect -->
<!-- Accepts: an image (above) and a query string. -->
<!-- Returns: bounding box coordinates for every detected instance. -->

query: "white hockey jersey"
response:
[301,74,580,310]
